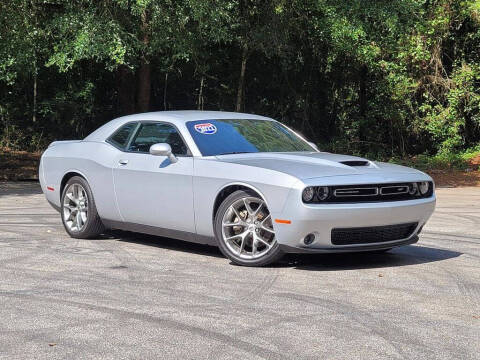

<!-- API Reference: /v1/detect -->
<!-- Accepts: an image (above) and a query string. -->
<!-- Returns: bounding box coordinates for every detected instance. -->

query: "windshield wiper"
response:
[217,151,253,155]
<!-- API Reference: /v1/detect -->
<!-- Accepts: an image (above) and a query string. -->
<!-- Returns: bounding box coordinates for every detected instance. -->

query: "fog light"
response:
[302,187,315,202]
[419,181,429,195]
[303,233,315,245]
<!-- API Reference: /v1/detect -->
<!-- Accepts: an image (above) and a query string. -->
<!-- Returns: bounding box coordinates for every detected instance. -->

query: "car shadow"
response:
[105,230,462,270]
[277,245,463,271]
[105,230,225,259]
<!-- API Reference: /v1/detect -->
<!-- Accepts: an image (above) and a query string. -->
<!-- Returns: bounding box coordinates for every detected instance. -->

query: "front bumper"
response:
[272,194,436,253]
[280,235,419,253]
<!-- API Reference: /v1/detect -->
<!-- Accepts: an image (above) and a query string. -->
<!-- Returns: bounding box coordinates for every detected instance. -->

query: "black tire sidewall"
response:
[214,190,283,266]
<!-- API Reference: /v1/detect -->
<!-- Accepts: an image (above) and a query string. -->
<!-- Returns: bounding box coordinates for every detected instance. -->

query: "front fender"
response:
[193,158,298,238]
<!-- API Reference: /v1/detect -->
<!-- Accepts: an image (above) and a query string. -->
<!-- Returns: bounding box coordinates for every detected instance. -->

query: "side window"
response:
[107,122,137,149]
[128,122,188,155]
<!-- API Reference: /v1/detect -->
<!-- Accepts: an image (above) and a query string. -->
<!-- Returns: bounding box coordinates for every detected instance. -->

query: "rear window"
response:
[108,122,137,149]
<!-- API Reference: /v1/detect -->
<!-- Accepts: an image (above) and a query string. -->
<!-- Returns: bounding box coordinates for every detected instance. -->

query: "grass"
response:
[0,148,41,181]
[389,146,480,172]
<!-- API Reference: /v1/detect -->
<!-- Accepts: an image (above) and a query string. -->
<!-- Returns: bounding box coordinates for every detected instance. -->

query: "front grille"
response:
[330,183,422,202]
[334,187,378,197]
[310,182,433,203]
[331,223,418,245]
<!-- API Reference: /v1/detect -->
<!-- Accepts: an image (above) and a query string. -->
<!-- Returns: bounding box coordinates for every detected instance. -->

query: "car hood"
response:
[214,152,424,180]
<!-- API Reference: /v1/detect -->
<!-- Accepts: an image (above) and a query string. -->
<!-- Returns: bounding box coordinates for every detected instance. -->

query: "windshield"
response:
[186,119,316,156]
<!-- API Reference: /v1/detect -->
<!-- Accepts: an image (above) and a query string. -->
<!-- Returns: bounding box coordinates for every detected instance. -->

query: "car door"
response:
[112,121,195,234]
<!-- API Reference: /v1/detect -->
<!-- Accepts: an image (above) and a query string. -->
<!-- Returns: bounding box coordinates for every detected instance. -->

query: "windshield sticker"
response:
[194,123,217,135]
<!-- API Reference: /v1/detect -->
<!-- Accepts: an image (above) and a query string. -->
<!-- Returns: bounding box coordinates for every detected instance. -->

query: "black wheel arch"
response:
[60,171,86,202]
[212,184,263,223]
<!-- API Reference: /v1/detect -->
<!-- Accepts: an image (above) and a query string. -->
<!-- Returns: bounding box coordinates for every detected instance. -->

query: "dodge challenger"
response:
[39,111,436,266]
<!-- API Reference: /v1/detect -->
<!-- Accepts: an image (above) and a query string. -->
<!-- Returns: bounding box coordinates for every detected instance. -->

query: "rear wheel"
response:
[61,176,104,238]
[214,190,283,266]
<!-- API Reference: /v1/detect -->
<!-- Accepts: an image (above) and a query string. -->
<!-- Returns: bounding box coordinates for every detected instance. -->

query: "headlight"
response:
[316,186,329,201]
[302,187,315,202]
[419,181,429,195]
[409,182,419,195]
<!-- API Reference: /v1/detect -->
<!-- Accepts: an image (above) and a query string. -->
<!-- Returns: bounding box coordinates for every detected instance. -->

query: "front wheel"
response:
[214,190,284,266]
[61,176,104,239]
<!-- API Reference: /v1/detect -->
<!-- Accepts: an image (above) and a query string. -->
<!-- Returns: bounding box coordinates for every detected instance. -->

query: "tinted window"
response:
[128,122,188,155]
[186,119,315,156]
[108,122,137,148]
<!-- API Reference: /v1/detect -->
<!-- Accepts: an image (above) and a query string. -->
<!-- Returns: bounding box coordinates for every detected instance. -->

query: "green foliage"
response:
[389,145,480,171]
[0,0,479,159]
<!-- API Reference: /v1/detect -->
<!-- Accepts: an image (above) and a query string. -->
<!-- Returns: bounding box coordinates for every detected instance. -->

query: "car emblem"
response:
[194,123,217,134]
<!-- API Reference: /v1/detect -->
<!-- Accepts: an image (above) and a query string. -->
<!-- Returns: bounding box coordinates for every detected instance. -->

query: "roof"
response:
[84,110,272,142]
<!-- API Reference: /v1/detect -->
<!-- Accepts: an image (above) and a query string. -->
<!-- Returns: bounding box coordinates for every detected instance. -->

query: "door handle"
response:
[118,159,129,165]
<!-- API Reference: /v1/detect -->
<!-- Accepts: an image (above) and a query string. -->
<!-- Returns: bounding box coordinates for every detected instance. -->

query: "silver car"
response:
[39,111,436,266]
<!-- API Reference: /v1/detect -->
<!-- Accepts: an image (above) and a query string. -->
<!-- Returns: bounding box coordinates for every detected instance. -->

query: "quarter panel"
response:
[40,141,122,220]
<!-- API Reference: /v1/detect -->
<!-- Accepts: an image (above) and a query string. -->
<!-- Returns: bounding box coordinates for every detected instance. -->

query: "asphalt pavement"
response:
[0,182,478,359]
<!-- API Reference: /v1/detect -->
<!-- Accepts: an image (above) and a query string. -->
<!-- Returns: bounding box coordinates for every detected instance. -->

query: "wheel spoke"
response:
[76,211,83,229]
[231,206,244,220]
[239,234,246,254]
[261,225,275,234]
[66,193,77,204]
[243,198,254,215]
[223,222,241,227]
[66,209,75,221]
[252,202,264,217]
[224,234,240,241]
[80,210,87,223]
[256,236,272,248]
[261,214,271,225]
[71,210,78,229]
[225,229,248,242]
[252,236,258,255]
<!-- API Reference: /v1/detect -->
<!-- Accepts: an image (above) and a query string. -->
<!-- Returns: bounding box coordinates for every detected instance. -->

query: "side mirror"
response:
[149,143,178,163]
[308,141,319,151]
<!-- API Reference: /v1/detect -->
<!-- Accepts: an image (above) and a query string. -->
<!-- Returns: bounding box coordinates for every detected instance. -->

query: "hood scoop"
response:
[340,160,370,167]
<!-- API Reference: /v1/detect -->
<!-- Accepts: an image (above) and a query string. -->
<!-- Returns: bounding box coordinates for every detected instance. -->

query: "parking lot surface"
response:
[0,182,478,359]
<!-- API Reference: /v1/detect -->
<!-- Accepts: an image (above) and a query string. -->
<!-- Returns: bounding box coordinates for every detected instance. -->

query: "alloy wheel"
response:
[63,183,88,232]
[221,197,276,259]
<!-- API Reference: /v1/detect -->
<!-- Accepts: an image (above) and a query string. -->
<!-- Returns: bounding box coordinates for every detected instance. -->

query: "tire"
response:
[61,176,104,239]
[214,189,284,266]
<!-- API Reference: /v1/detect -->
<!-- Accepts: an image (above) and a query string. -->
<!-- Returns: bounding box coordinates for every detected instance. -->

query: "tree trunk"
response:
[32,1,38,123]
[198,76,205,110]
[359,65,367,116]
[163,72,168,110]
[358,65,368,148]
[33,71,37,123]
[235,45,248,112]
[136,9,151,113]
[136,59,151,112]
[117,65,135,115]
